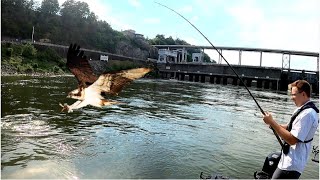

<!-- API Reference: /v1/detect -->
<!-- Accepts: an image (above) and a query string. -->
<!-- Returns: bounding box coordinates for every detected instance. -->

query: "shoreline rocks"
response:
[1,68,72,77]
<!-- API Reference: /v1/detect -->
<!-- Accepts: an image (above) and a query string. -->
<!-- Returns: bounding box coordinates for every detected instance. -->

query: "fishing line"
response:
[155,2,283,146]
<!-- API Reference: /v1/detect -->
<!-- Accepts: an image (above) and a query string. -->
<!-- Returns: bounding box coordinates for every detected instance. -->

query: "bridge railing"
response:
[153,45,319,72]
[153,45,319,57]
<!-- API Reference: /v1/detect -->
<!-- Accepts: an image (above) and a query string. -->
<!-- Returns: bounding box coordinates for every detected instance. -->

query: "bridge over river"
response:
[153,45,319,94]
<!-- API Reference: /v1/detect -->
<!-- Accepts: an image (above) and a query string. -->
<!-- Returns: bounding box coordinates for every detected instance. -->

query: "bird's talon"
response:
[59,103,70,112]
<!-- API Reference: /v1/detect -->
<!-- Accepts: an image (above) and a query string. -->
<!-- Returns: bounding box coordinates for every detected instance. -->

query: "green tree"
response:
[165,36,175,45]
[1,0,36,39]
[59,0,99,45]
[153,34,166,45]
[35,0,60,41]
[40,0,59,15]
[1,0,212,62]
[60,0,92,21]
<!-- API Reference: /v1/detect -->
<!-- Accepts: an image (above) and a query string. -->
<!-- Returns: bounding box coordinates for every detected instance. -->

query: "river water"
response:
[1,76,319,179]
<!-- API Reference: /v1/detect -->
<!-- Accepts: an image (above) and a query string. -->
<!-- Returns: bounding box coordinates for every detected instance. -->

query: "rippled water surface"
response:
[1,76,319,179]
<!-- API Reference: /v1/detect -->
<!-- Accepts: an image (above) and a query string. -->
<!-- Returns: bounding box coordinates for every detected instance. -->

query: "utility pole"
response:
[31,26,34,43]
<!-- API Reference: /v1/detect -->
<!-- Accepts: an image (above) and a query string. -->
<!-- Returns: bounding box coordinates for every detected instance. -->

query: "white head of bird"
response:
[67,87,84,100]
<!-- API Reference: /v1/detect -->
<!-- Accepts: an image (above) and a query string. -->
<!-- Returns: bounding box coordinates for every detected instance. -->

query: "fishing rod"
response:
[155,2,283,147]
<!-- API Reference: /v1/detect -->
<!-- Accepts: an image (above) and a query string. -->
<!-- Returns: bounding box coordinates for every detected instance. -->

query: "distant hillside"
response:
[1,0,215,62]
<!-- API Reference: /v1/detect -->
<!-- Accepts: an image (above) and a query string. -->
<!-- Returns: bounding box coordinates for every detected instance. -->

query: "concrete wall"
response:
[157,63,282,80]
[157,63,319,94]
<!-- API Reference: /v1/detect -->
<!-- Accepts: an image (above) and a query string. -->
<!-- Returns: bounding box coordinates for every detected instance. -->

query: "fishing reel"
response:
[254,151,281,179]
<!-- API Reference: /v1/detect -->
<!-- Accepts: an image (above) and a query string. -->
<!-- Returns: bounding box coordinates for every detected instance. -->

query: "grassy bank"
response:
[1,42,67,75]
[1,42,157,77]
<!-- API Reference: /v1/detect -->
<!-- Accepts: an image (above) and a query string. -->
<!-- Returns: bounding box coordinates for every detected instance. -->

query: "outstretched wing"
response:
[88,67,152,96]
[67,44,98,86]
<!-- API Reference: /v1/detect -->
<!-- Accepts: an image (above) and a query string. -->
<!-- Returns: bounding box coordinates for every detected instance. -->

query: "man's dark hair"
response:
[290,80,311,97]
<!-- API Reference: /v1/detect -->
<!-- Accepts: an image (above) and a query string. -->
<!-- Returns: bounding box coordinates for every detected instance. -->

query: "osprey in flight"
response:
[60,44,152,113]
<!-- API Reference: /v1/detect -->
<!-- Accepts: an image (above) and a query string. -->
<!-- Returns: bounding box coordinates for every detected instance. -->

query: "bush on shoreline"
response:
[1,42,67,75]
[1,42,157,77]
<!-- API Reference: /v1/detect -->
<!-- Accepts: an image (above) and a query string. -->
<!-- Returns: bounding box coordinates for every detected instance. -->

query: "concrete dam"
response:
[156,63,319,94]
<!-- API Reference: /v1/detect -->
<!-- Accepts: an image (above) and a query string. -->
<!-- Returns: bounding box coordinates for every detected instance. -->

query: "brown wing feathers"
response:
[109,75,133,95]
[67,44,98,86]
[108,68,151,95]
[67,43,152,95]
[92,68,151,96]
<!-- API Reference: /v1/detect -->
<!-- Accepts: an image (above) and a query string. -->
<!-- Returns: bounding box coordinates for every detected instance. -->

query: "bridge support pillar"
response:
[185,74,189,81]
[311,82,319,95]
[257,79,263,88]
[223,77,228,85]
[216,76,221,84]
[239,78,245,86]
[232,77,238,85]
[180,73,185,81]
[279,71,289,91]
[160,72,164,79]
[165,72,169,79]
[210,76,215,84]
[205,76,210,83]
[246,79,252,87]
[195,75,199,82]
[201,75,206,83]
[189,74,194,82]
[264,80,270,89]
[271,80,278,90]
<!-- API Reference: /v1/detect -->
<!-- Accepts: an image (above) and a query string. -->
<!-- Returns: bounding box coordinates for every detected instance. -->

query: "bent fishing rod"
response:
[155,2,283,147]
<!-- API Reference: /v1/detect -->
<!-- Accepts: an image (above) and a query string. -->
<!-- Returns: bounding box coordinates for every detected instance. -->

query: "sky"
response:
[37,0,319,71]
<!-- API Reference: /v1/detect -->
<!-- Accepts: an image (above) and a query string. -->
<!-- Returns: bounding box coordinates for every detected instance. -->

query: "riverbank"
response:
[1,66,71,77]
[1,72,73,77]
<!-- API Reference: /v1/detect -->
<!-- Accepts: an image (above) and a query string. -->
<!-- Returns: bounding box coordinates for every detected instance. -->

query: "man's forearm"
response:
[280,124,288,129]
[270,121,297,145]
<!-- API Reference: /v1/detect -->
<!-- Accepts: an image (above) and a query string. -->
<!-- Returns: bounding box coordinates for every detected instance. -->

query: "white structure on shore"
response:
[157,48,188,63]
[157,48,205,63]
[158,49,177,63]
[192,52,204,62]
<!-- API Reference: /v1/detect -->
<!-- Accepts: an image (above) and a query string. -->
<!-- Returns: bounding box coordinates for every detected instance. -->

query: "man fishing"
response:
[155,3,318,178]
[263,80,319,179]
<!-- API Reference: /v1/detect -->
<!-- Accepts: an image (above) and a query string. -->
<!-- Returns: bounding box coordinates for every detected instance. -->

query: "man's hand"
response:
[263,112,274,125]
